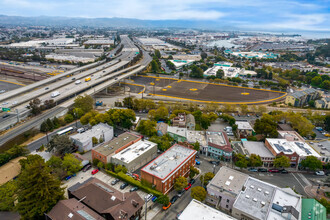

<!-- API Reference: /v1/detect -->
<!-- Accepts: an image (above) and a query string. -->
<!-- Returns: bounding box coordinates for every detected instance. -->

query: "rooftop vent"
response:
[111,196,116,201]
[257,188,262,192]
[68,213,73,218]
[245,195,250,199]
[250,185,255,189]
[265,191,269,195]
[229,176,234,180]
[253,198,258,202]
[261,201,266,205]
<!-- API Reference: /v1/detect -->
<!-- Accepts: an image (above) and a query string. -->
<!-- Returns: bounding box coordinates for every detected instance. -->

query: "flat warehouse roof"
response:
[179,199,236,220]
[141,144,196,180]
[242,141,274,158]
[71,123,113,144]
[93,132,141,156]
[111,140,157,163]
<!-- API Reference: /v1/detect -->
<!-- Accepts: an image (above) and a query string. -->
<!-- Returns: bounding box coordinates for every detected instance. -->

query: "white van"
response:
[51,91,60,98]
[75,80,81,85]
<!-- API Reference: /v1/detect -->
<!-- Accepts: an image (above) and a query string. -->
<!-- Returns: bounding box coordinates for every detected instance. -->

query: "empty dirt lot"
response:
[131,76,286,104]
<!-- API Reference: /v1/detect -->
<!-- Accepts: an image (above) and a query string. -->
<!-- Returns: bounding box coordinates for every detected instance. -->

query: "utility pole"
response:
[144,197,148,220]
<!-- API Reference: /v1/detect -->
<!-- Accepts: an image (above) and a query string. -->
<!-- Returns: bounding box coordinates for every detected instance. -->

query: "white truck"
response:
[75,80,81,85]
[51,91,60,98]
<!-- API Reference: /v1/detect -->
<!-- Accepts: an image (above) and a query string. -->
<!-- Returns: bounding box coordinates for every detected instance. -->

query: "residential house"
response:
[207,131,232,160]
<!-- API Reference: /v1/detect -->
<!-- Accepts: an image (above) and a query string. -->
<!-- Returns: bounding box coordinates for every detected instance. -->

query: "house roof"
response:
[68,178,143,219]
[47,198,105,220]
[186,114,195,124]
[207,131,232,153]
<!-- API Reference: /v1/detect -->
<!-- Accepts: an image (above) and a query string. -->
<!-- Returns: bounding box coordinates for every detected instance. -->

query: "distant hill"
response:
[0,14,239,30]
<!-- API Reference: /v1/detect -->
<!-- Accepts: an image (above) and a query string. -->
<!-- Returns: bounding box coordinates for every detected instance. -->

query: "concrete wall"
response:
[206,188,237,213]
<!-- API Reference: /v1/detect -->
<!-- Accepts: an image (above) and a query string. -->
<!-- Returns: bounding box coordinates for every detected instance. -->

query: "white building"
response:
[204,65,243,78]
[169,59,194,70]
[70,123,114,152]
[111,140,157,172]
[179,199,237,220]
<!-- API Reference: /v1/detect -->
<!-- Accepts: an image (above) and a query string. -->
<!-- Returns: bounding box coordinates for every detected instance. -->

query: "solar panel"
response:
[95,183,113,193]
[77,210,96,220]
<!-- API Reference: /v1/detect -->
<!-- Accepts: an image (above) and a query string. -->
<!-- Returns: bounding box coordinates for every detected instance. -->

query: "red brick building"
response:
[141,144,197,194]
[265,139,300,167]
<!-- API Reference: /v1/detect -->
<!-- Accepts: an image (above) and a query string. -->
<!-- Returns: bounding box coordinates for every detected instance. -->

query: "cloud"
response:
[0,0,329,31]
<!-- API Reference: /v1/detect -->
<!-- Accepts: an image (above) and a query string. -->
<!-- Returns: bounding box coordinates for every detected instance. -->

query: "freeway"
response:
[0,60,106,102]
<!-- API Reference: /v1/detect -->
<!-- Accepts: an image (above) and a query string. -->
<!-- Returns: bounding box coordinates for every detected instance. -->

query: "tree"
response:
[151,60,160,73]
[0,181,17,211]
[64,114,74,123]
[239,104,248,115]
[92,137,98,146]
[248,154,263,167]
[189,166,200,179]
[200,114,211,130]
[235,153,248,169]
[174,176,188,191]
[114,165,127,174]
[154,50,161,59]
[73,108,84,119]
[325,115,330,131]
[136,120,157,137]
[301,156,322,171]
[15,155,64,219]
[189,65,204,78]
[273,155,290,168]
[216,69,224,79]
[157,195,169,206]
[200,172,215,186]
[149,134,173,151]
[193,141,200,151]
[62,154,82,176]
[191,186,207,202]
[47,135,75,156]
[201,52,207,60]
[40,120,50,132]
[254,114,279,138]
[74,94,93,113]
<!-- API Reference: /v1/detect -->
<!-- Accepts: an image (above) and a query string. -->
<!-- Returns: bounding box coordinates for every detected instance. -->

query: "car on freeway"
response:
[258,168,268,172]
[248,168,258,172]
[184,183,192,191]
[152,196,158,202]
[170,195,179,204]
[12,101,17,105]
[162,202,171,211]
[130,186,139,192]
[111,178,120,185]
[209,160,220,165]
[145,194,153,202]
[195,159,201,165]
[315,171,325,176]
[177,189,185,197]
[120,182,129,189]
[279,169,289,174]
[268,169,280,173]
[2,114,10,118]
[82,165,91,172]
[0,89,6,93]
[72,78,76,81]
[91,169,99,175]
[45,87,49,90]
[115,77,118,80]
[190,179,196,185]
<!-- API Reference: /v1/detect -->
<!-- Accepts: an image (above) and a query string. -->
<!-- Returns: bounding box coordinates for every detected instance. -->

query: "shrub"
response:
[92,159,100,166]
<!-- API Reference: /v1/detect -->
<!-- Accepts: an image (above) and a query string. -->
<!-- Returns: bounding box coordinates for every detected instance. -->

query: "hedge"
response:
[105,170,163,197]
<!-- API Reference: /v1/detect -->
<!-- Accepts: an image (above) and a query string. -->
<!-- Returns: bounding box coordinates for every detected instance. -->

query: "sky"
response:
[0,0,329,32]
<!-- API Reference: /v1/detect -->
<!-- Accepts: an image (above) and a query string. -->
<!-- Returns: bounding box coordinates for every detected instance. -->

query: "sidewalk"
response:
[305,185,330,201]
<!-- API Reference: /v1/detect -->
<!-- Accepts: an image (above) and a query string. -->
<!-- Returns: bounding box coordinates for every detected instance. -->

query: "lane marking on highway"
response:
[0,80,25,86]
[291,173,306,189]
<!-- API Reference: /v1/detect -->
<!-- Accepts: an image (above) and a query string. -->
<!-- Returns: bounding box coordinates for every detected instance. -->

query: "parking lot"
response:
[131,76,286,104]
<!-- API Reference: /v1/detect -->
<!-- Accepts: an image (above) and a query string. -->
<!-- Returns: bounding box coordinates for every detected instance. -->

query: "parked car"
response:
[170,195,179,204]
[145,194,153,202]
[163,202,172,210]
[111,178,120,185]
[189,179,196,185]
[195,154,199,158]
[315,171,325,176]
[120,182,129,189]
[195,159,201,165]
[91,169,99,175]
[258,168,268,172]
[82,165,91,172]
[268,169,280,173]
[130,186,139,192]
[45,87,49,90]
[152,196,158,202]
[279,169,289,174]
[184,183,192,191]
[209,160,220,165]
[177,189,186,197]
[248,168,258,172]
[0,89,6,93]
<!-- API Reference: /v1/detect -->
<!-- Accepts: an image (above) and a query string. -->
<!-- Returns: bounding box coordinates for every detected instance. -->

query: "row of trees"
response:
[28,98,56,116]
[0,144,28,166]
